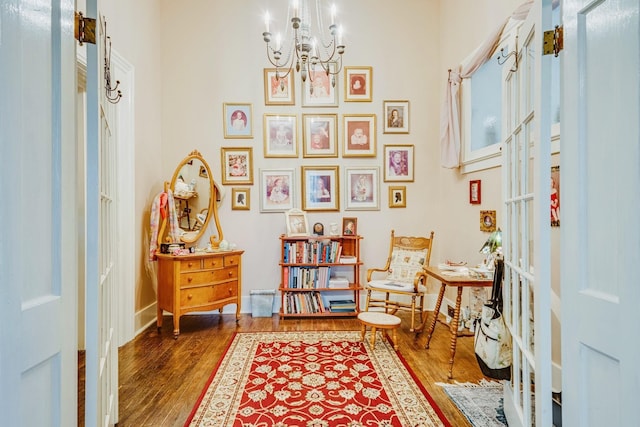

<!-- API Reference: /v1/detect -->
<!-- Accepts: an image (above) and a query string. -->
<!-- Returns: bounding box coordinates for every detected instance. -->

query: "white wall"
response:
[102,0,526,322]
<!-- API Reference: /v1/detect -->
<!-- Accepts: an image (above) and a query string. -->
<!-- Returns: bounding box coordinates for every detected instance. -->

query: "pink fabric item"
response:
[439,0,533,168]
[149,189,181,261]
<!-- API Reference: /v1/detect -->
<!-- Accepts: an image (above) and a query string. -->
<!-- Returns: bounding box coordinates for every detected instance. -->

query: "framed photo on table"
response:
[344,167,380,211]
[344,66,372,102]
[264,68,295,105]
[302,114,338,158]
[259,168,296,213]
[221,147,253,185]
[223,103,253,138]
[342,217,357,235]
[302,65,338,107]
[285,208,309,237]
[301,165,340,211]
[383,144,414,182]
[383,100,410,134]
[343,114,376,157]
[263,114,298,158]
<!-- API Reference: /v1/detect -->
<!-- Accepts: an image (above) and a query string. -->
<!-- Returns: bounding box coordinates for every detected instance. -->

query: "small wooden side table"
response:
[420,266,493,378]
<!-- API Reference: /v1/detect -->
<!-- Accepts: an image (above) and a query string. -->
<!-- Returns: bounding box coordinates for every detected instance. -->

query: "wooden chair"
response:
[364,229,434,332]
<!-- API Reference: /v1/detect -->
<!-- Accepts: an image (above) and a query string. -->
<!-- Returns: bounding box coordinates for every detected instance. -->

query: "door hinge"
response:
[543,25,563,57]
[75,12,96,45]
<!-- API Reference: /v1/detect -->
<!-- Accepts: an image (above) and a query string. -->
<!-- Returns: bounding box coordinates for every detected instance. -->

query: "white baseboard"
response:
[131,293,452,340]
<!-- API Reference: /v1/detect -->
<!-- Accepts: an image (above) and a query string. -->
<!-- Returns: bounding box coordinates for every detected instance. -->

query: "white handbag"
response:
[473,259,512,380]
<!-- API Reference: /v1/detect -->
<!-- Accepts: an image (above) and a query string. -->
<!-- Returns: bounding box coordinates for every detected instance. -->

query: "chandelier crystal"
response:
[262,0,345,91]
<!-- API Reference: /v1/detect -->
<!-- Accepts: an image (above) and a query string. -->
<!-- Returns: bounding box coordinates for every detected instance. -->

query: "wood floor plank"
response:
[101,311,491,426]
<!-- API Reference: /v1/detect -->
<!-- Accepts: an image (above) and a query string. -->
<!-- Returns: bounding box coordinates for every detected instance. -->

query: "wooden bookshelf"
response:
[278,234,363,318]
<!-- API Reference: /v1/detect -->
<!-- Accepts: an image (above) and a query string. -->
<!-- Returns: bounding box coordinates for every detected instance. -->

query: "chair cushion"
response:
[367,279,426,293]
[386,248,428,283]
[357,311,401,326]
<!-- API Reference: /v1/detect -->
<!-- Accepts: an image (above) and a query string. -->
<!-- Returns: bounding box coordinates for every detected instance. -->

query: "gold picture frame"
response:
[301,165,340,211]
[480,210,497,232]
[231,188,250,210]
[264,68,295,105]
[221,147,253,185]
[343,114,376,157]
[344,66,372,102]
[263,114,298,158]
[223,103,253,138]
[389,186,406,208]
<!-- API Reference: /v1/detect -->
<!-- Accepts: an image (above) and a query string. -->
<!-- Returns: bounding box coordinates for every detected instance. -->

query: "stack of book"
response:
[328,276,350,288]
[329,299,356,313]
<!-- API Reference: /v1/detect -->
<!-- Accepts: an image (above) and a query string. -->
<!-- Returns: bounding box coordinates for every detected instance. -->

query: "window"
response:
[460,23,519,173]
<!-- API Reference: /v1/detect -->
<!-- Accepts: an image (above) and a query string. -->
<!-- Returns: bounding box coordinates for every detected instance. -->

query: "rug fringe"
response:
[436,379,504,388]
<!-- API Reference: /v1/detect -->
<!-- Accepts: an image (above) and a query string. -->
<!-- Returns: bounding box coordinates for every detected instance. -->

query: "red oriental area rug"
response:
[184,331,451,426]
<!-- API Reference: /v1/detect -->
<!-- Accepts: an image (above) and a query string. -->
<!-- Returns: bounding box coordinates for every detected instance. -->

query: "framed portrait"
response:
[221,147,253,185]
[264,68,295,105]
[259,168,296,213]
[301,165,340,211]
[263,114,298,158]
[383,100,410,134]
[389,186,406,208]
[342,217,357,236]
[199,165,208,178]
[551,165,560,227]
[285,208,309,237]
[383,144,414,182]
[344,66,372,102]
[480,210,497,232]
[344,167,380,211]
[302,114,338,158]
[470,180,481,204]
[231,188,250,210]
[223,103,253,138]
[343,114,376,157]
[301,64,338,107]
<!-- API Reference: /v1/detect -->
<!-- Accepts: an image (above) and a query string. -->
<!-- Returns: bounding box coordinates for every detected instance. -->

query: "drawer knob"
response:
[187,294,193,299]
[228,271,233,277]
[187,277,193,282]
[188,262,193,267]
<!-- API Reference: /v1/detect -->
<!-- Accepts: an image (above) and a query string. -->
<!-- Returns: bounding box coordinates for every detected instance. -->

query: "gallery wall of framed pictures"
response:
[218,65,416,212]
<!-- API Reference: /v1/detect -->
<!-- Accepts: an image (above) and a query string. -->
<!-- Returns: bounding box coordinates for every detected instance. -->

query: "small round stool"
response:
[357,312,401,350]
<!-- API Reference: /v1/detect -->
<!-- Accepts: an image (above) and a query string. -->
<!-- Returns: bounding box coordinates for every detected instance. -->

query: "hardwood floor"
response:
[111,311,489,426]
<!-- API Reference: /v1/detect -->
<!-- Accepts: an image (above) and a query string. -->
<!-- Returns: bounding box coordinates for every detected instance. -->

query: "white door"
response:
[84,6,119,426]
[561,0,640,425]
[501,2,554,425]
[0,0,78,425]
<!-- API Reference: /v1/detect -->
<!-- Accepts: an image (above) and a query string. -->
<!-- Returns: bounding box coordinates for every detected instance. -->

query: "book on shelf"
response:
[328,276,350,288]
[338,255,357,264]
[329,299,356,309]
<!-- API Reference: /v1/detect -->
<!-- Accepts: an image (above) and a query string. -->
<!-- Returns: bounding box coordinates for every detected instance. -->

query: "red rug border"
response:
[183,330,452,427]
[183,331,239,426]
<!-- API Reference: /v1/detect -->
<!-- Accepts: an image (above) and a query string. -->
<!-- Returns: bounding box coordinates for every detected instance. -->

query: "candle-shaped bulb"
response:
[292,0,299,17]
[337,26,343,45]
[276,33,282,51]
[265,12,270,33]
[331,4,336,26]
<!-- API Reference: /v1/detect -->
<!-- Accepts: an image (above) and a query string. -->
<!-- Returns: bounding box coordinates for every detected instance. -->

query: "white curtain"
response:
[440,0,533,168]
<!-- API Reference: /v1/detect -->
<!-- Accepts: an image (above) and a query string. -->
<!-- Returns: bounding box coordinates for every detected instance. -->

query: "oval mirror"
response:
[169,150,222,244]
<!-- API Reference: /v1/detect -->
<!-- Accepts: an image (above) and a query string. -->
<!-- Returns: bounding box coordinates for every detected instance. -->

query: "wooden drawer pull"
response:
[228,271,233,277]
[188,262,194,267]
[187,294,193,299]
[187,277,193,282]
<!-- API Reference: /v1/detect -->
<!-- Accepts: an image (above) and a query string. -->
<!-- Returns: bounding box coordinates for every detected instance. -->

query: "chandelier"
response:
[262,0,345,91]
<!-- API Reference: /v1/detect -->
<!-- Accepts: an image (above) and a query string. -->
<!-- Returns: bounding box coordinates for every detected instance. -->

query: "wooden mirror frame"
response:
[168,150,223,245]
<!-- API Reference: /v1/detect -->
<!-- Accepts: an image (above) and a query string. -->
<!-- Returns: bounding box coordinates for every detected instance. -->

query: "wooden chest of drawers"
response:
[155,250,244,338]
